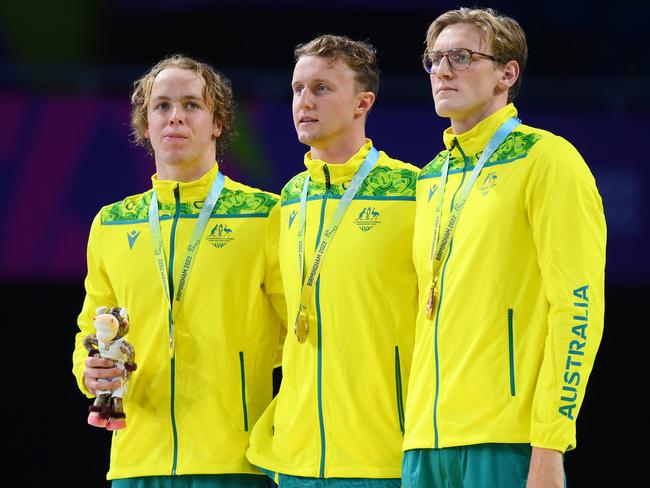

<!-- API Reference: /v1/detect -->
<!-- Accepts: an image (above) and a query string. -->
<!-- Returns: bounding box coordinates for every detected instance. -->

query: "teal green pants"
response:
[277,475,400,487]
[402,444,554,488]
[112,474,275,488]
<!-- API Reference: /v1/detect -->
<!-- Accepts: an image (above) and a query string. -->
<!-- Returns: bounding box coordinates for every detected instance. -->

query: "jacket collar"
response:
[151,162,221,203]
[304,139,374,184]
[443,104,518,156]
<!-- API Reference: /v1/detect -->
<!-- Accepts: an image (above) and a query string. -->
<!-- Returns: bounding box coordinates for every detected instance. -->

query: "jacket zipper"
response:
[433,139,467,448]
[315,164,330,477]
[168,185,181,474]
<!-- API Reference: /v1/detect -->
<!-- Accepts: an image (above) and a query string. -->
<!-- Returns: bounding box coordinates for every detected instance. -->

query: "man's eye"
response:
[451,51,470,63]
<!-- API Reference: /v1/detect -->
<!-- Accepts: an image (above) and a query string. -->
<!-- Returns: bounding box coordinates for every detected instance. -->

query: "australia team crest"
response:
[207,223,234,248]
[353,206,382,232]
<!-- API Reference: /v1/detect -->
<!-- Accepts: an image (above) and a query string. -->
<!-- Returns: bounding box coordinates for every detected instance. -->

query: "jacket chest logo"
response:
[353,206,382,232]
[479,171,498,195]
[127,230,141,250]
[288,210,297,229]
[207,223,235,248]
[427,184,439,203]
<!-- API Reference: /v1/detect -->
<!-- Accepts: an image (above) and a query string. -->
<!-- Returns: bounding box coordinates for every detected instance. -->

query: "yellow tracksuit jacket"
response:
[72,163,285,479]
[247,141,419,479]
[404,104,606,453]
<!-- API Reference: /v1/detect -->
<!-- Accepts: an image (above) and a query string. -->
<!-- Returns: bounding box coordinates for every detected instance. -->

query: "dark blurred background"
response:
[2,0,647,485]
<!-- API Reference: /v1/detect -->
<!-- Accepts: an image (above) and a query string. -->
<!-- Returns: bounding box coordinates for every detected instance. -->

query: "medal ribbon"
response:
[294,147,379,342]
[149,170,225,355]
[426,117,520,319]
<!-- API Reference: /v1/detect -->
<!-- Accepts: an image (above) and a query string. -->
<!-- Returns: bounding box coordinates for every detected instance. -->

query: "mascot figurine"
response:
[83,306,136,430]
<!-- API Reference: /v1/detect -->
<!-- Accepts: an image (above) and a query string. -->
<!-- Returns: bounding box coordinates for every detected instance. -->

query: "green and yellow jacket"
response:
[404,104,606,454]
[247,141,419,479]
[73,163,285,480]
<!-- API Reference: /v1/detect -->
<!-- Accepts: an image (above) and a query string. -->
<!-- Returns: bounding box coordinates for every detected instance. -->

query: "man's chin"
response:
[433,102,454,119]
[297,132,318,147]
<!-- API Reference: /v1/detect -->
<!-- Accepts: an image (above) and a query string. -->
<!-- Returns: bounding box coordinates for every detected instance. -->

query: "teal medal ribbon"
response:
[426,117,520,319]
[294,147,379,342]
[149,169,225,356]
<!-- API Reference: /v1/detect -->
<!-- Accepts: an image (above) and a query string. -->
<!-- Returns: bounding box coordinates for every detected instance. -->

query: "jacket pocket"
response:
[508,309,516,396]
[394,346,405,435]
[239,351,249,431]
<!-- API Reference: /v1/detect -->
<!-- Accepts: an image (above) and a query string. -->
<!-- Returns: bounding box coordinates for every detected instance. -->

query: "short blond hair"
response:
[294,34,379,96]
[130,54,235,159]
[426,7,527,102]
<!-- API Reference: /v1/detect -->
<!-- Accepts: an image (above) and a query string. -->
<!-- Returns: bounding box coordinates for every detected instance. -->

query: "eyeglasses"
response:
[422,48,498,74]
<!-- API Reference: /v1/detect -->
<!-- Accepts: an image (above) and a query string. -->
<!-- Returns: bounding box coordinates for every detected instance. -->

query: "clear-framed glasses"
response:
[422,48,498,74]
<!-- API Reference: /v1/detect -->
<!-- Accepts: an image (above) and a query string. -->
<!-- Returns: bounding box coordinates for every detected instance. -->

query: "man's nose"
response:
[169,105,185,124]
[435,55,454,78]
[297,89,314,108]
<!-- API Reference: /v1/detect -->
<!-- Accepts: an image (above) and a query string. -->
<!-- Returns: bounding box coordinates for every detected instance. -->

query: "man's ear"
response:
[355,91,376,118]
[213,120,223,139]
[499,60,520,90]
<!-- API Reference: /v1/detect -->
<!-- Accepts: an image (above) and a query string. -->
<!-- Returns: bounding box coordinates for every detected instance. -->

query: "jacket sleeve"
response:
[72,210,118,398]
[263,201,287,368]
[525,134,606,452]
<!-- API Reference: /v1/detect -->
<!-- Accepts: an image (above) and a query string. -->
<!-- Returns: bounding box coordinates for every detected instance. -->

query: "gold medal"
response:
[294,313,309,343]
[425,280,439,320]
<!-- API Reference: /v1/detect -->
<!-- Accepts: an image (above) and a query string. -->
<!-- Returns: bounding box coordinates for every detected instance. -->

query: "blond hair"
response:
[426,7,527,102]
[130,54,235,159]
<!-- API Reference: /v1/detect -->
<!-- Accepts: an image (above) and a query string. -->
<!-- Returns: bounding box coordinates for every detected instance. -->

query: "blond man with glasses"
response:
[403,8,606,488]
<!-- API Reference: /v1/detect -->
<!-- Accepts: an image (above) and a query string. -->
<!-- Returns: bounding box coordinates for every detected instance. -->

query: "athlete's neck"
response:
[155,158,216,183]
[311,134,367,165]
[449,99,507,135]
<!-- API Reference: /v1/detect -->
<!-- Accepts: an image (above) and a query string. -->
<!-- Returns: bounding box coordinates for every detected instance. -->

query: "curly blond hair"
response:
[130,54,235,160]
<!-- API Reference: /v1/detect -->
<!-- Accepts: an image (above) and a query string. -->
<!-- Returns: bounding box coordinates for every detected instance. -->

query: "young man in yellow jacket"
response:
[402,8,606,488]
[72,55,284,487]
[246,35,419,487]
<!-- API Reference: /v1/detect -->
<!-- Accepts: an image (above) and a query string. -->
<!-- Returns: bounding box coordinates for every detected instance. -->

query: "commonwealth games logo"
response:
[353,206,381,232]
[207,223,234,248]
[480,171,498,195]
